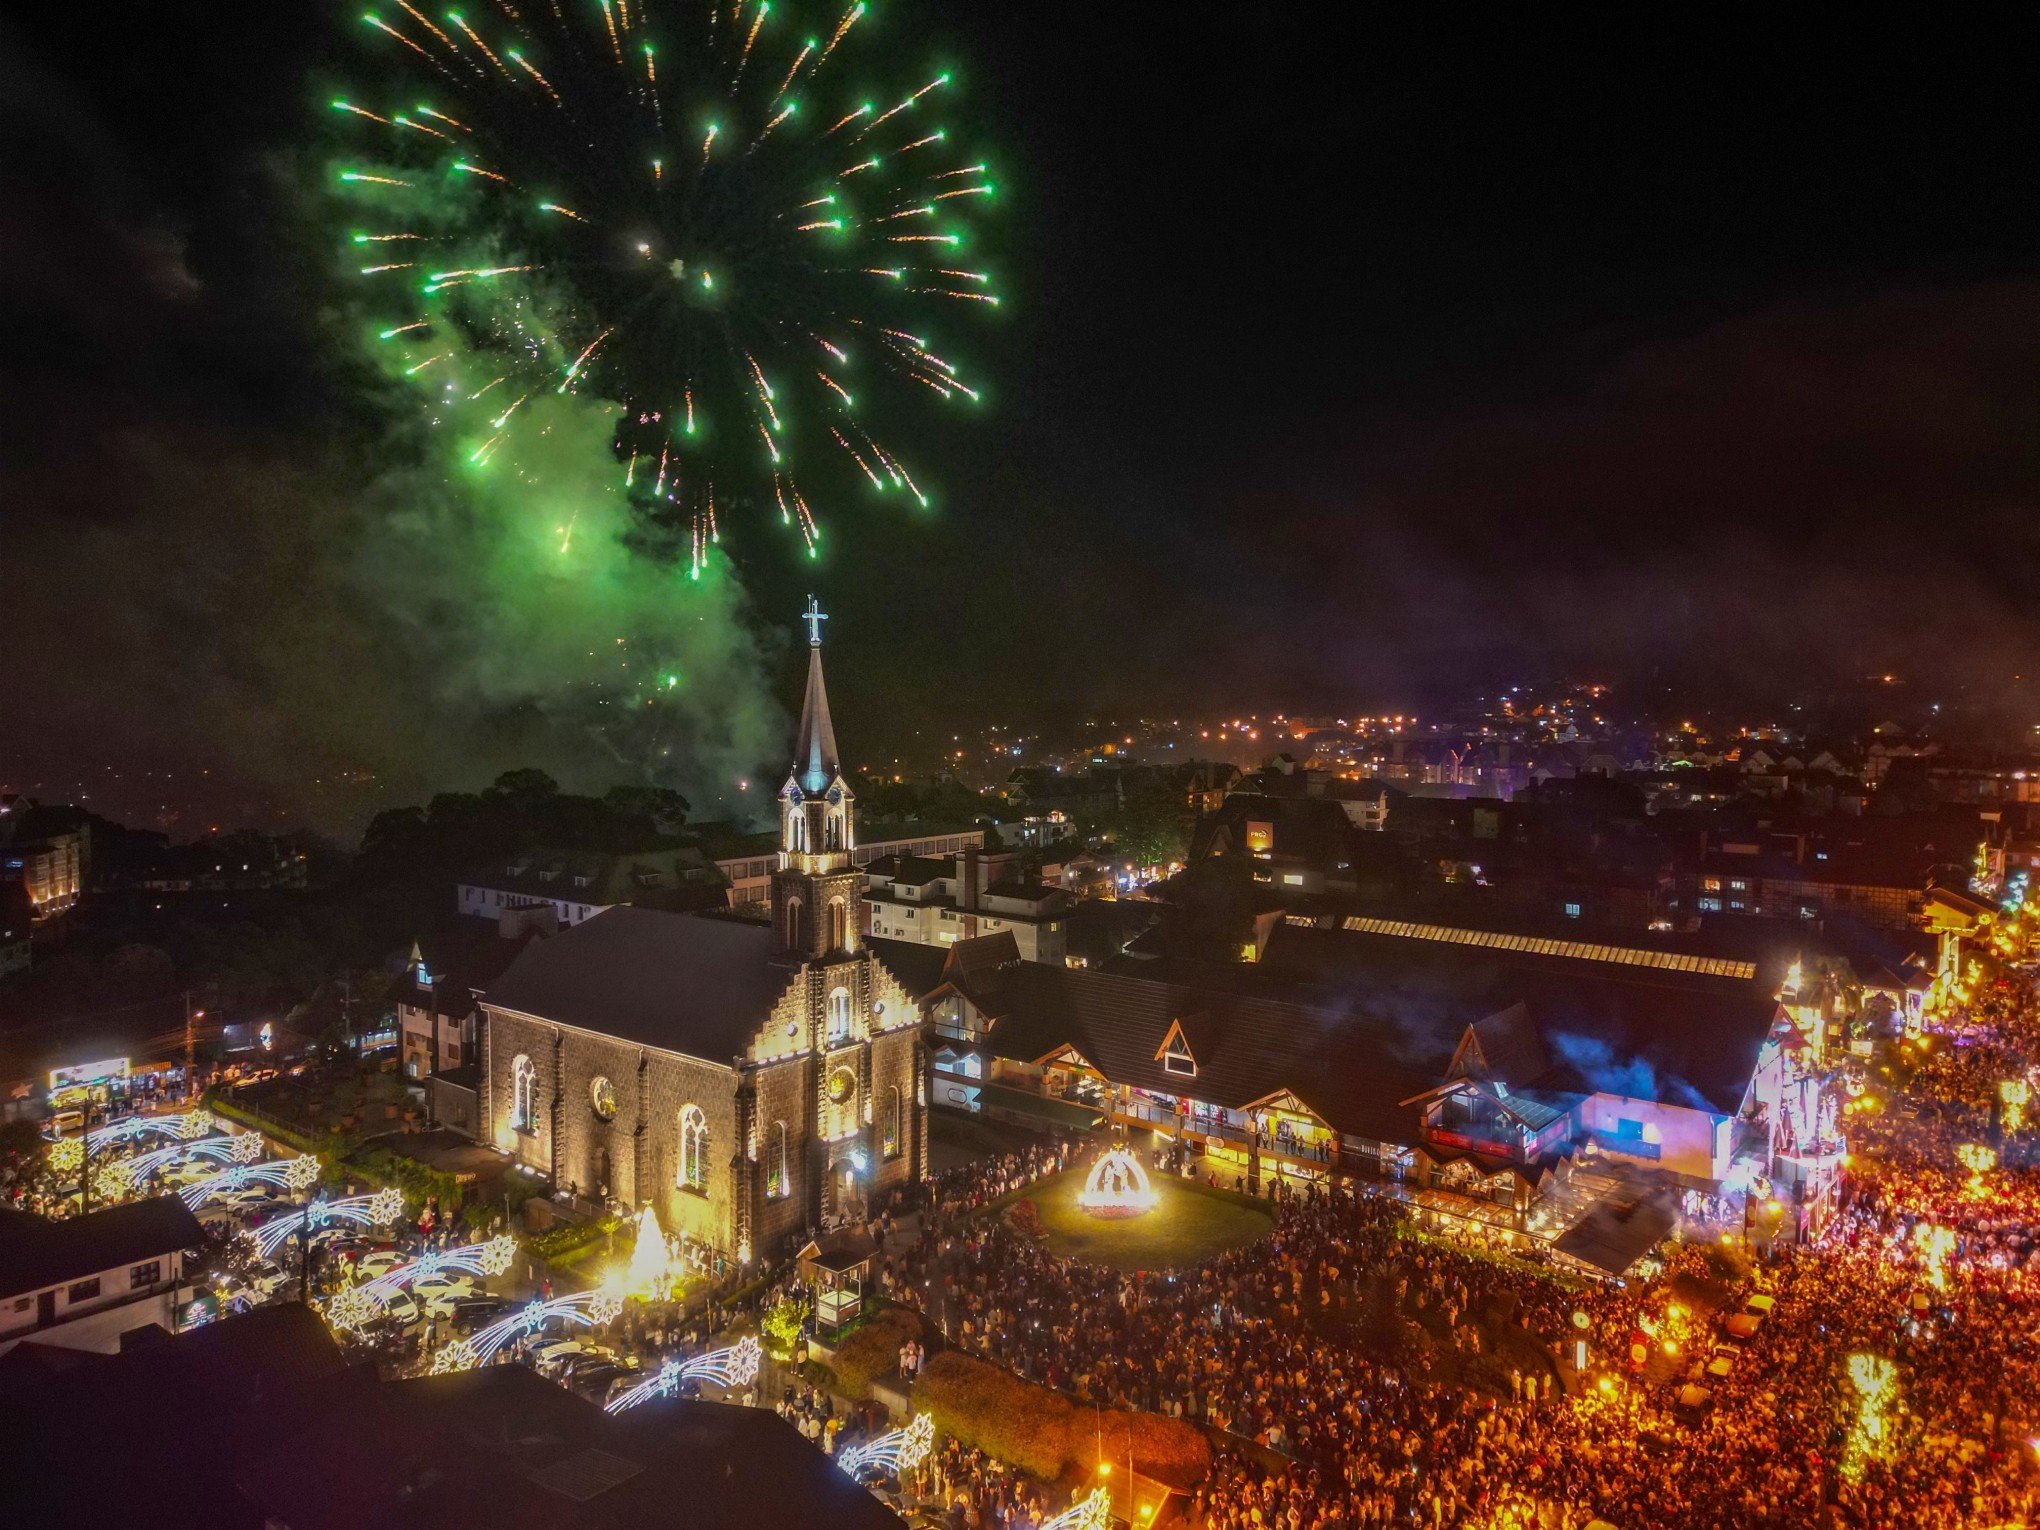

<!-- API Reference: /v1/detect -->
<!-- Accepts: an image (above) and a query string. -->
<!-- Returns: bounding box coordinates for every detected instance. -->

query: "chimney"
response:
[961,845,981,911]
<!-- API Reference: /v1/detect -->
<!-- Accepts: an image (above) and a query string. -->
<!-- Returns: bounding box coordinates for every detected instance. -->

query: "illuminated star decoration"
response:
[429,1291,618,1372]
[335,0,1000,575]
[246,1190,415,1260]
[327,1236,526,1330]
[180,1157,326,1211]
[1043,1488,1111,1530]
[604,1337,762,1414]
[838,1410,934,1478]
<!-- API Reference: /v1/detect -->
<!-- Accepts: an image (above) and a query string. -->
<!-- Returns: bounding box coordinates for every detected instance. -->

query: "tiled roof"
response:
[0,1197,204,1296]
[482,908,794,1066]
[969,962,1452,1145]
[1261,925,1778,1114]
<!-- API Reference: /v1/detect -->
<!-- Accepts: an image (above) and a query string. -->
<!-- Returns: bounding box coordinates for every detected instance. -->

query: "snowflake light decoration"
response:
[478,1236,518,1277]
[280,1155,323,1191]
[367,1187,406,1224]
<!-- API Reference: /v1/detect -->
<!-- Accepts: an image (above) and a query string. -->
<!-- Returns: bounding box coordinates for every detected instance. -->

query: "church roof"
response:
[790,636,841,796]
[481,908,795,1067]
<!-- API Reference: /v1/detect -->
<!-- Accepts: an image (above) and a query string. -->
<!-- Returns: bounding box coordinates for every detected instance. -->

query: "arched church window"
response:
[511,1054,537,1133]
[765,1121,789,1199]
[828,896,849,951]
[827,986,852,1042]
[679,1104,708,1190]
[884,1086,902,1159]
[785,895,804,951]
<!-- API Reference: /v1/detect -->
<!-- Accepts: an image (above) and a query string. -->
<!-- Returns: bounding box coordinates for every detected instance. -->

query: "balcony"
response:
[1586,1128,1662,1161]
[1422,1126,1524,1160]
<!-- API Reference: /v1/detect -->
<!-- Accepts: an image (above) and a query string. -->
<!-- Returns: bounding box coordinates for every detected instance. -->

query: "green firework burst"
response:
[334,0,999,574]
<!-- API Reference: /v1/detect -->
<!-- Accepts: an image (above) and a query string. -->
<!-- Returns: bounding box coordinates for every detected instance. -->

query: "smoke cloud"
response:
[0,93,785,834]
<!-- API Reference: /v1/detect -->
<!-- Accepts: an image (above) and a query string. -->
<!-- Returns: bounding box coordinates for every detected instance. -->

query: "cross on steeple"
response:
[803,594,827,648]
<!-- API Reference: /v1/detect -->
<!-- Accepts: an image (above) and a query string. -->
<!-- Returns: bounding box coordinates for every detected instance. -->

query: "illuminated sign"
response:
[49,1058,129,1091]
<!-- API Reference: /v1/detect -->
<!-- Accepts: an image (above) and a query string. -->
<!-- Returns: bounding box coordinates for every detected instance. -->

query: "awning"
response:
[971,1081,1105,1131]
[1552,1186,1679,1277]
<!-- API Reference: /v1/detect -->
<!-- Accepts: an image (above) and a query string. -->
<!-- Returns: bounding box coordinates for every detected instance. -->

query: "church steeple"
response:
[773,597,858,958]
[792,595,841,796]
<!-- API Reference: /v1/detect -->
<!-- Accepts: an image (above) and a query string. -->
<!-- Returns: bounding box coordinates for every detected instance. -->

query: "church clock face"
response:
[589,1076,618,1122]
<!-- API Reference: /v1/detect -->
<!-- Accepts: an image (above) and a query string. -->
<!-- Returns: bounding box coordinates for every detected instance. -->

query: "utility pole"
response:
[184,992,198,1102]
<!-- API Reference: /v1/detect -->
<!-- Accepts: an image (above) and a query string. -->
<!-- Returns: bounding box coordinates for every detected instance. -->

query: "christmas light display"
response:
[428,1288,622,1374]
[124,1133,264,1189]
[332,0,1000,572]
[1956,1142,1998,1197]
[45,1110,221,1155]
[1842,1352,1899,1480]
[624,1204,679,1296]
[326,1234,520,1330]
[1914,1223,1956,1292]
[179,1155,323,1210]
[1077,1147,1158,1219]
[2002,1078,2030,1133]
[1043,1487,1111,1530]
[838,1410,934,1478]
[246,1187,409,1259]
[603,1336,763,1413]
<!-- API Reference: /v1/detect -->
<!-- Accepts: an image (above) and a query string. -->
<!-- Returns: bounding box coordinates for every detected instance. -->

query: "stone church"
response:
[478,602,928,1266]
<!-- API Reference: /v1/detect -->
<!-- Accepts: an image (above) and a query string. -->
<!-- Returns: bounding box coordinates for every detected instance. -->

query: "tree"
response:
[1107,778,1190,870]
[488,768,560,806]
[602,785,692,835]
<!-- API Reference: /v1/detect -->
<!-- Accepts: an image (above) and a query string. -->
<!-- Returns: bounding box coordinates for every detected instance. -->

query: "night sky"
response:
[4,7,2039,829]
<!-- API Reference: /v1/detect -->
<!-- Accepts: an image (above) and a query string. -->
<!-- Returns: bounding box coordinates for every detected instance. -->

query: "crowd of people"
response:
[849,1011,2040,1527]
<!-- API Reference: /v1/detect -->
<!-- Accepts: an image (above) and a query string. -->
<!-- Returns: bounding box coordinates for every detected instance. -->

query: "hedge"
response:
[915,1352,1210,1487]
[830,1308,923,1396]
[916,1352,1071,1480]
[528,1215,623,1263]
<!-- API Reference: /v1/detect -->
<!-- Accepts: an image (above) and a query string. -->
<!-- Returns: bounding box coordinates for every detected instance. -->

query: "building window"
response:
[785,895,804,950]
[828,986,852,1043]
[511,1054,538,1133]
[1563,902,1582,919]
[679,1104,709,1191]
[130,1261,161,1288]
[765,1121,789,1199]
[1163,1042,1196,1077]
[884,1086,902,1159]
[68,1278,101,1304]
[1697,897,1722,912]
[829,896,849,950]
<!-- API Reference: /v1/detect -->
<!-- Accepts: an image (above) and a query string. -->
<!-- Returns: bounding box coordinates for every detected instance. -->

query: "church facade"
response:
[477,603,928,1266]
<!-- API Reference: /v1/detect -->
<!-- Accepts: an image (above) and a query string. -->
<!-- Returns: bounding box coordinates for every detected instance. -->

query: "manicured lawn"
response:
[1015,1167,1275,1272]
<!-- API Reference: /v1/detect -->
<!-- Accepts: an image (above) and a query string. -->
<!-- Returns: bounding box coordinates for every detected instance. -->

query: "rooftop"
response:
[0,1196,204,1297]
[483,907,795,1066]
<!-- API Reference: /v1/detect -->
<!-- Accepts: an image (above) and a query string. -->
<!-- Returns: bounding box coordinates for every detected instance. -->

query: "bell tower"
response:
[771,596,861,959]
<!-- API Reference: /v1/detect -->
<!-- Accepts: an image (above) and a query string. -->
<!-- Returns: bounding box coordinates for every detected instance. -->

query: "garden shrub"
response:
[916,1352,1072,1481]
[915,1352,1209,1486]
[830,1308,923,1395]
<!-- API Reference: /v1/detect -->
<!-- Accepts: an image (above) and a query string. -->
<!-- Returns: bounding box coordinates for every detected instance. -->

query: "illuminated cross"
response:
[803,594,827,647]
